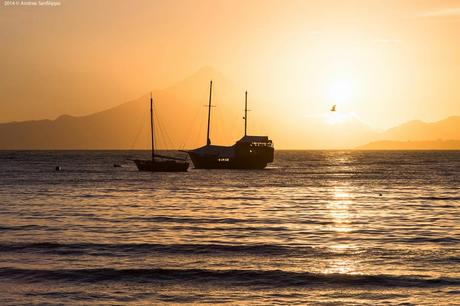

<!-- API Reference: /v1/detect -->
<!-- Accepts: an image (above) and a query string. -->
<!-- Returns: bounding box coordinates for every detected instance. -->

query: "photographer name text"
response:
[4,1,61,7]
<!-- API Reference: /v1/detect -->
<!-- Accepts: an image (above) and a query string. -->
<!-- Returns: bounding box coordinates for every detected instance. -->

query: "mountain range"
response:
[358,116,460,150]
[0,67,459,150]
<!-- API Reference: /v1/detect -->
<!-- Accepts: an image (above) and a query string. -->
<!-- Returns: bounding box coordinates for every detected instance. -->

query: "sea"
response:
[0,150,459,305]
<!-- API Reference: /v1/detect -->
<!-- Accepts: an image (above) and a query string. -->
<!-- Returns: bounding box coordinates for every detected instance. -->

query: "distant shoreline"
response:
[355,139,460,150]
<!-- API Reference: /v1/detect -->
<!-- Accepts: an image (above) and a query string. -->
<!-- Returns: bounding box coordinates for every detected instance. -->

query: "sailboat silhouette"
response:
[132,94,189,172]
[182,81,274,169]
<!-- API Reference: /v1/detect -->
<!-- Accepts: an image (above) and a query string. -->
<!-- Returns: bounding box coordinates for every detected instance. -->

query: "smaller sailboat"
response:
[132,93,189,172]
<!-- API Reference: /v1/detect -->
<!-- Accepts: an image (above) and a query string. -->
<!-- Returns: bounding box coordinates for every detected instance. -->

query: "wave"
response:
[2,242,457,262]
[124,216,294,225]
[402,237,460,244]
[0,225,46,231]
[1,267,458,288]
[0,242,317,257]
[407,196,460,201]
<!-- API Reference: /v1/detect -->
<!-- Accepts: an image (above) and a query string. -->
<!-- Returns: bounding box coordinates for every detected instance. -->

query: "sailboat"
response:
[183,81,274,169]
[132,94,189,172]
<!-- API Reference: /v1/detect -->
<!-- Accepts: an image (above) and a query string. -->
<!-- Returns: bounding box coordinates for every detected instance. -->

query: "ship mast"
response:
[244,91,248,136]
[206,80,213,146]
[150,93,155,161]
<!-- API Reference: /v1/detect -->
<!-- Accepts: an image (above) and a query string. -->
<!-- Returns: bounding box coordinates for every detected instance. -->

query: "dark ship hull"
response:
[133,159,189,172]
[185,82,274,170]
[185,136,274,170]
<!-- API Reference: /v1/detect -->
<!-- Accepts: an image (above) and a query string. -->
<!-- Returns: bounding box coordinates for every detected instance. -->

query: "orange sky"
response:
[1,0,460,131]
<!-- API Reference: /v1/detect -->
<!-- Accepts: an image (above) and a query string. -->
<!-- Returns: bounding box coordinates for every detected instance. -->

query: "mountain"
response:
[379,116,460,141]
[0,66,378,150]
[1,67,459,150]
[356,116,460,150]
[357,139,460,150]
[0,67,244,150]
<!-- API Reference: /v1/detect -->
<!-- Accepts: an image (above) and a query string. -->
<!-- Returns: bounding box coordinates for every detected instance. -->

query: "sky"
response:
[1,0,460,131]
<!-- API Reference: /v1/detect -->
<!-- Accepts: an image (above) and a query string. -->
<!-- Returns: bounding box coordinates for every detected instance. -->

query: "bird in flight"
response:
[330,105,336,112]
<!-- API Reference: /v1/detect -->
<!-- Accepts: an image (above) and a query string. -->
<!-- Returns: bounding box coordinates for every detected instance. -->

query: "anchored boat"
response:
[183,81,274,169]
[132,94,189,172]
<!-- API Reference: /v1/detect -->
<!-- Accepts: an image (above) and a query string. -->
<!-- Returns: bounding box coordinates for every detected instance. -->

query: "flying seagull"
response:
[330,105,336,112]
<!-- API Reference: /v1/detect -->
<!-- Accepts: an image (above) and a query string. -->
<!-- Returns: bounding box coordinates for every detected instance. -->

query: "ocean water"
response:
[0,150,459,305]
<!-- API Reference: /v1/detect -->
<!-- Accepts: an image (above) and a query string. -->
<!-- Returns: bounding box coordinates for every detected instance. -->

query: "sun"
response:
[325,77,356,105]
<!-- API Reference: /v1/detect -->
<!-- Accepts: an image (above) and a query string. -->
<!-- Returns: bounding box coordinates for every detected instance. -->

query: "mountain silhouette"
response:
[357,116,460,149]
[0,67,244,149]
[0,67,459,149]
[379,116,460,141]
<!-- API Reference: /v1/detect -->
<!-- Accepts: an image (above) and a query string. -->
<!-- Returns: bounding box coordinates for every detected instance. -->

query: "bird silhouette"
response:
[330,105,336,112]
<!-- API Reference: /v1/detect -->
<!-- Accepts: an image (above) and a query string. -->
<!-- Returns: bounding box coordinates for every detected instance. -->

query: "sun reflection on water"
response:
[327,187,354,233]
[323,152,361,274]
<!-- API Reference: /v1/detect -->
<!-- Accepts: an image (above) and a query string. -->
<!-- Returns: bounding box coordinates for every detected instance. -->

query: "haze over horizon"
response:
[2,65,459,129]
[0,65,459,150]
[1,0,460,148]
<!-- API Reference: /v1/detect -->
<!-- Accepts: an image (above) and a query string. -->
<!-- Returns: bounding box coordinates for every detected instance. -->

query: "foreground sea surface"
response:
[0,150,459,305]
